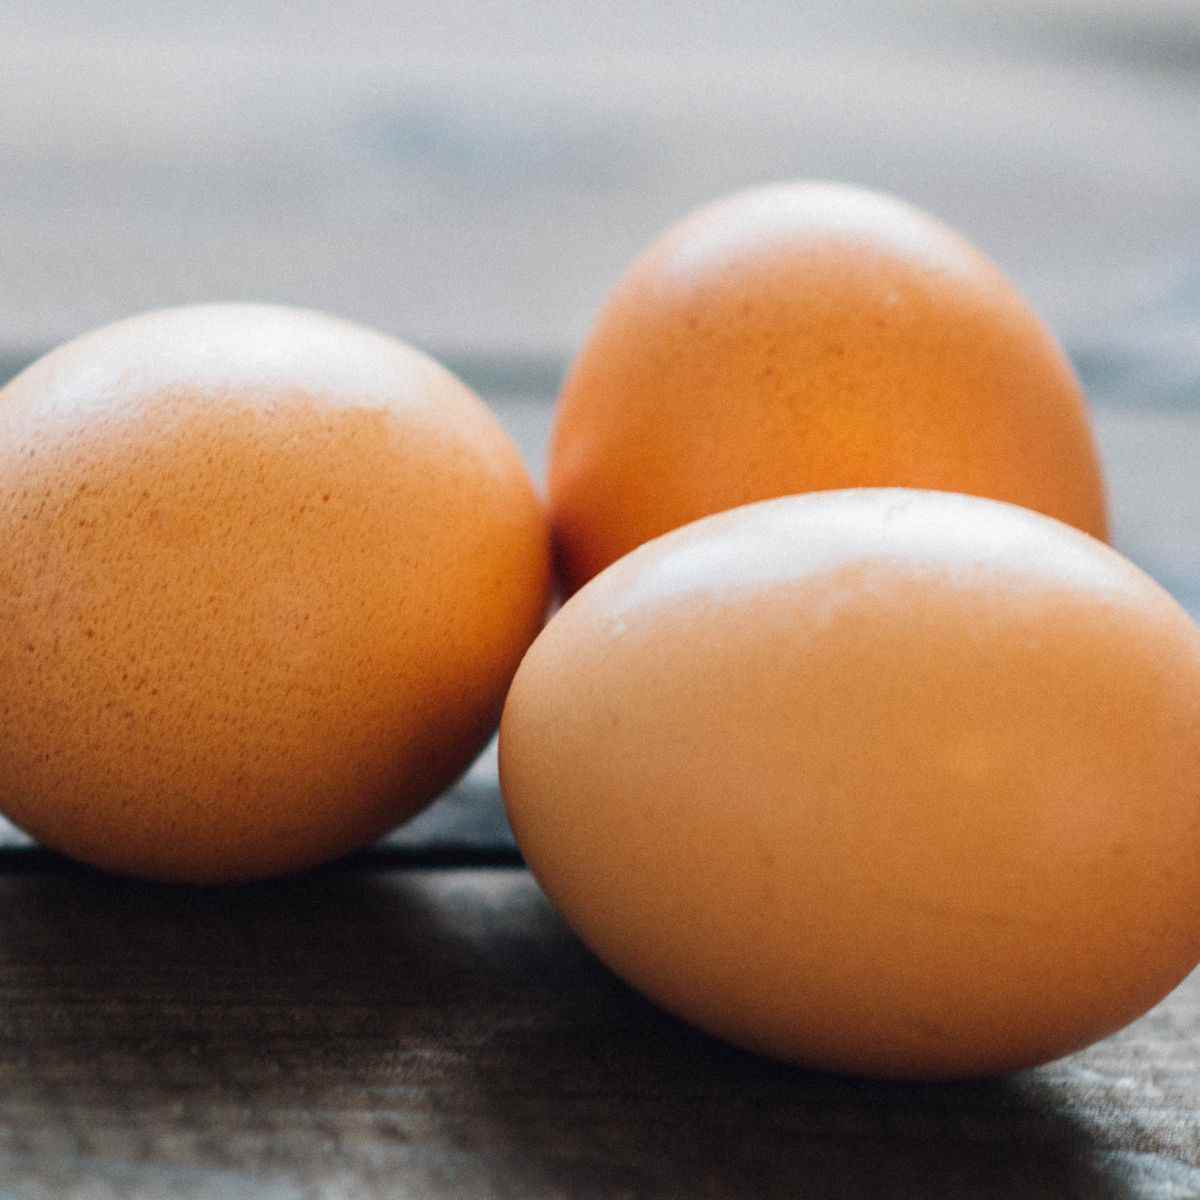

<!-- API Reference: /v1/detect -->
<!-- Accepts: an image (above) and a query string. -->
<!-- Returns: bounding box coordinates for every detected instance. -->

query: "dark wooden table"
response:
[1,858,1198,1200]
[3,5,1200,1195]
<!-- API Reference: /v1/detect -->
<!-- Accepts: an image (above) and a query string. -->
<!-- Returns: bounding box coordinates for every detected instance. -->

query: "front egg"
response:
[500,489,1200,1079]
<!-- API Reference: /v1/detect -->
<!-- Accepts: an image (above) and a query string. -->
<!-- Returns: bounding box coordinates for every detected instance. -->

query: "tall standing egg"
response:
[550,182,1108,593]
[0,304,551,883]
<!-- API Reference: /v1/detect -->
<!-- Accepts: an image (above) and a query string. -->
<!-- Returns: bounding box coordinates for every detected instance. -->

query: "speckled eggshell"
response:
[550,181,1108,593]
[500,489,1200,1080]
[0,304,551,883]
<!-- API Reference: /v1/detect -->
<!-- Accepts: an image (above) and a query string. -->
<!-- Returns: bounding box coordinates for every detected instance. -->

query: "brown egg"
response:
[550,181,1108,594]
[500,490,1200,1079]
[0,304,550,883]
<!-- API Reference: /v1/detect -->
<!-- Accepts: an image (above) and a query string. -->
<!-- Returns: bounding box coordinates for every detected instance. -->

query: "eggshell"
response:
[0,304,550,883]
[500,489,1200,1079]
[550,181,1108,593]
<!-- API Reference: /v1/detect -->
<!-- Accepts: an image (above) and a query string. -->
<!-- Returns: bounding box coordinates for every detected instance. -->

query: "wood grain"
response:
[0,867,1198,1199]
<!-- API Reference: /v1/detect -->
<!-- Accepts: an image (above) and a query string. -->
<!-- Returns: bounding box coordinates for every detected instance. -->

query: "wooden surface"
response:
[1,868,1198,1200]
[3,4,1200,1196]
[3,1,1200,359]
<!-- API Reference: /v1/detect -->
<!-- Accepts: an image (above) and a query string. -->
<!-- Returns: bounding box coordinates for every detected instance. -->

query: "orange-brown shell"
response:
[0,304,551,883]
[501,490,1200,1079]
[550,182,1108,594]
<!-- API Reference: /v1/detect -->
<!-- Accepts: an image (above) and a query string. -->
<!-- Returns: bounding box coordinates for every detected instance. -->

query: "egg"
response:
[500,489,1200,1079]
[0,304,550,883]
[550,181,1108,594]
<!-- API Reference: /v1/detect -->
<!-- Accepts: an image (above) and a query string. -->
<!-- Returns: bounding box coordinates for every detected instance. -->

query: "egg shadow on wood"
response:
[428,885,1170,1200]
[0,861,1179,1198]
[0,860,546,1186]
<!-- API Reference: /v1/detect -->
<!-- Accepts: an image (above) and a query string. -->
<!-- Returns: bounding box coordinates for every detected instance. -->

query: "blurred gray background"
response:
[1,1,1197,604]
